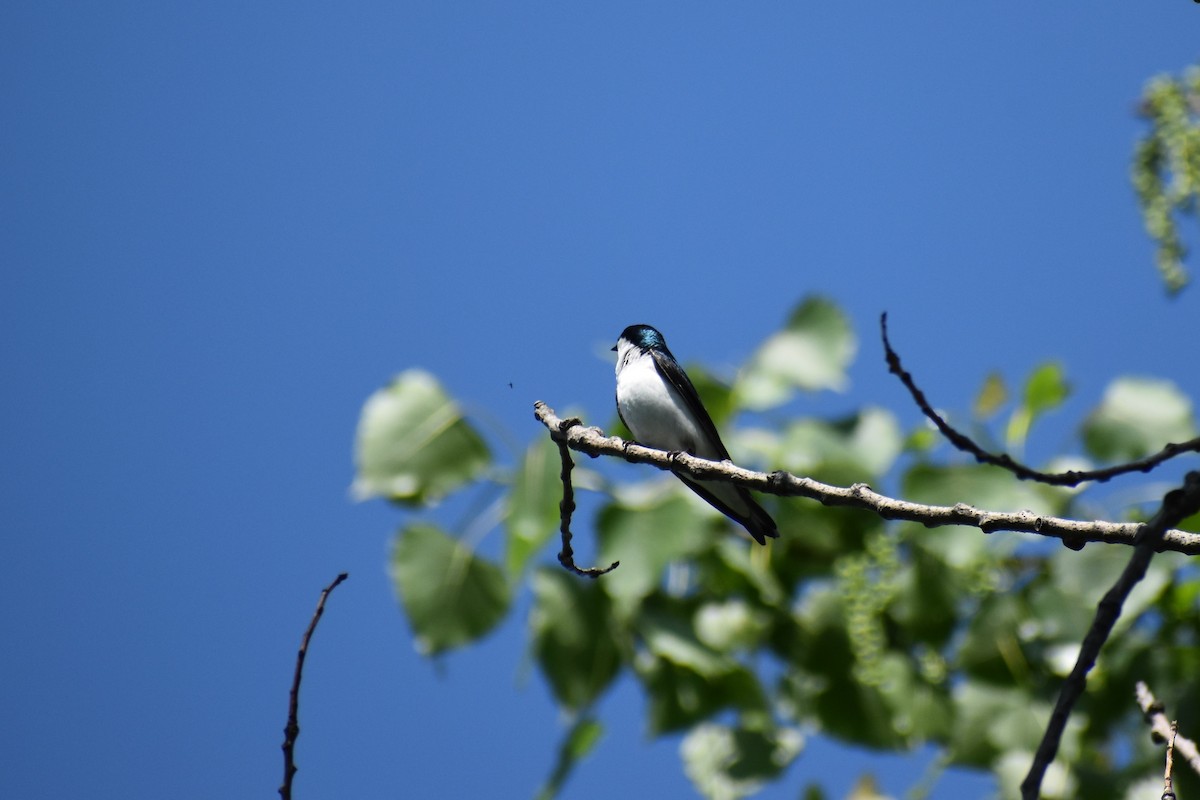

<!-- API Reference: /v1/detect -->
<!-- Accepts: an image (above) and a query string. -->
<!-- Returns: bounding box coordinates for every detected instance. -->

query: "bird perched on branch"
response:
[612,324,778,544]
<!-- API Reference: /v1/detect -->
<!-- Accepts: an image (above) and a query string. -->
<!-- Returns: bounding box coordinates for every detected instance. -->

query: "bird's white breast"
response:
[615,349,707,454]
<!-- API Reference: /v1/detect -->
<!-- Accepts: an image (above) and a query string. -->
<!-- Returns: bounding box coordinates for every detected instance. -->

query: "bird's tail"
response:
[741,492,778,545]
[682,475,778,545]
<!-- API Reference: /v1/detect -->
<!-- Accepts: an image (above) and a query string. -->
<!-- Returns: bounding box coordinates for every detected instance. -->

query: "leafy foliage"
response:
[1133,65,1200,294]
[733,296,856,409]
[389,523,510,656]
[355,299,1200,799]
[1081,377,1196,462]
[353,369,490,504]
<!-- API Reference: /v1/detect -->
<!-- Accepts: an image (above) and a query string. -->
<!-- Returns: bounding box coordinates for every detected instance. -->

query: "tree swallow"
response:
[613,324,778,545]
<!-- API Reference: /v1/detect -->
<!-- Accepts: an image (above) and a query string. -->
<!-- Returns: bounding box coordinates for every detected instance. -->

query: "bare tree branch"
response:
[1020,471,1200,800]
[1136,680,1200,780]
[550,420,619,577]
[880,312,1200,486]
[533,402,1200,556]
[280,572,349,800]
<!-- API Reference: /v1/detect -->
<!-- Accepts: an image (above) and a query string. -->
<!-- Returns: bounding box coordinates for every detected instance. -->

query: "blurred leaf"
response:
[640,604,737,678]
[777,408,903,484]
[807,670,909,749]
[642,658,768,734]
[635,598,769,734]
[1040,545,1176,640]
[888,547,961,647]
[507,437,562,577]
[1081,377,1195,462]
[783,588,908,749]
[1007,362,1069,450]
[902,463,1065,570]
[903,425,939,453]
[390,523,509,655]
[733,296,856,410]
[535,716,604,800]
[845,775,894,800]
[694,599,770,653]
[974,372,1008,420]
[861,652,954,744]
[531,568,622,710]
[353,369,490,505]
[688,364,735,428]
[956,592,1031,685]
[904,462,1059,515]
[597,493,711,618]
[994,750,1075,800]
[681,722,804,800]
[705,538,788,607]
[1023,362,1071,416]
[951,682,1054,767]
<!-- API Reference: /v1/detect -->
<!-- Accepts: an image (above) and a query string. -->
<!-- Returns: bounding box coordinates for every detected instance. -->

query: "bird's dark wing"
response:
[649,348,732,460]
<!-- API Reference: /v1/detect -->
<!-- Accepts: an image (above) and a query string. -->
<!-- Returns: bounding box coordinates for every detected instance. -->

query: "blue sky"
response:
[3,3,1198,798]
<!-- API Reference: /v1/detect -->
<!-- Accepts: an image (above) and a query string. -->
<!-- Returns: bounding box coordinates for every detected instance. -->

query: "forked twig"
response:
[1135,680,1200,781]
[548,416,618,577]
[880,313,1200,487]
[1020,472,1200,799]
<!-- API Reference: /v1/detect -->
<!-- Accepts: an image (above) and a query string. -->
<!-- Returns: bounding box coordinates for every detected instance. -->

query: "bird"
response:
[612,323,778,545]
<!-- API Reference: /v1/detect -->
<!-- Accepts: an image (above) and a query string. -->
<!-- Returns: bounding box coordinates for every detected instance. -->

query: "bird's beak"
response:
[611,345,617,352]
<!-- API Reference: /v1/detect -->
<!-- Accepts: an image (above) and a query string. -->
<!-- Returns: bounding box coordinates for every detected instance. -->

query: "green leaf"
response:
[956,592,1033,685]
[639,604,737,678]
[642,659,767,735]
[888,548,961,647]
[824,686,907,749]
[783,588,908,749]
[1081,377,1195,462]
[902,463,1065,568]
[390,523,510,655]
[530,569,622,710]
[1023,362,1070,417]
[597,493,711,618]
[974,372,1008,420]
[634,598,769,734]
[353,369,490,505]
[1007,363,1069,450]
[873,653,953,742]
[681,722,804,800]
[1040,545,1177,640]
[777,408,902,484]
[688,364,735,428]
[904,463,1059,515]
[694,599,770,653]
[733,296,856,410]
[535,717,605,800]
[506,437,562,577]
[903,425,939,453]
[950,682,1052,767]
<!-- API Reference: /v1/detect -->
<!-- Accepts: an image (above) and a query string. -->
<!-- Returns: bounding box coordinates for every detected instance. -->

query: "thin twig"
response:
[533,402,1200,555]
[1135,681,1200,779]
[1164,722,1177,800]
[1020,472,1200,800]
[280,572,349,800]
[880,313,1200,487]
[550,416,618,577]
